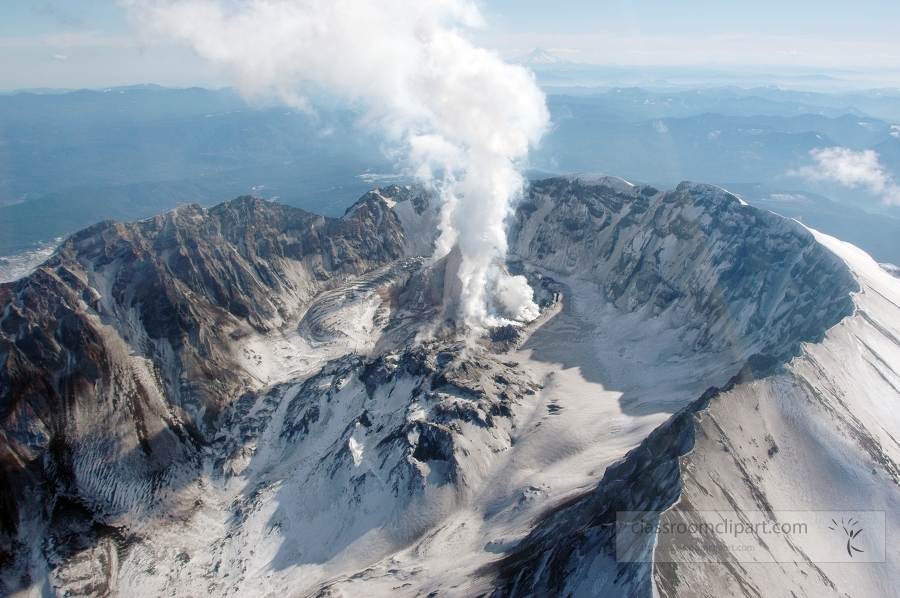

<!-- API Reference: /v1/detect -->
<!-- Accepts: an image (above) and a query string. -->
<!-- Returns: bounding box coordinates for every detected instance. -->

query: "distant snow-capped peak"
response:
[512,47,570,66]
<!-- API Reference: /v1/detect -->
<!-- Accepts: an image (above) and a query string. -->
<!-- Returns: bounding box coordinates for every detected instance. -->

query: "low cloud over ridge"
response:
[793,146,900,206]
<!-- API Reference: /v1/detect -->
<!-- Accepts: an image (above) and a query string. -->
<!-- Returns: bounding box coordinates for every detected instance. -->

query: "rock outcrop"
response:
[2,177,893,598]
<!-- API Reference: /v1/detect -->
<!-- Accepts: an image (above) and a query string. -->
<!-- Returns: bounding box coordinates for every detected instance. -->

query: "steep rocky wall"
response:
[511,176,858,372]
[0,194,405,586]
[0,177,875,597]
[486,177,863,596]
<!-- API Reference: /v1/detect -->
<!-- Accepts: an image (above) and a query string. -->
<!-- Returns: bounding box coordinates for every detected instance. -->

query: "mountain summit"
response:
[1,177,899,597]
[511,47,571,66]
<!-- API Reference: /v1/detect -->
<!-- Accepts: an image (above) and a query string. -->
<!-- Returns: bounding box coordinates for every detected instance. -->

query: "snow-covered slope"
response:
[652,232,900,597]
[0,176,893,598]
[880,262,900,278]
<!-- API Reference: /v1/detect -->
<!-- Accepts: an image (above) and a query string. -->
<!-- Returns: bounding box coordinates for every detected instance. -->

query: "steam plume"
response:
[120,0,550,331]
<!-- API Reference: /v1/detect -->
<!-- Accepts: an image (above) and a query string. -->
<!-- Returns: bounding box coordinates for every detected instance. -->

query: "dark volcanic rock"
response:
[0,177,869,597]
[511,177,858,367]
[0,194,405,582]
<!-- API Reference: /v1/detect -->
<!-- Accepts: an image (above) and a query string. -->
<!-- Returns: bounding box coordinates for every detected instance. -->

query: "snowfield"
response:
[1,178,897,597]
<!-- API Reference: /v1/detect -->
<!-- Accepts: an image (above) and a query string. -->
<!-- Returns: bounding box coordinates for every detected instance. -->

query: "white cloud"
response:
[50,53,68,61]
[793,146,900,206]
[119,0,550,331]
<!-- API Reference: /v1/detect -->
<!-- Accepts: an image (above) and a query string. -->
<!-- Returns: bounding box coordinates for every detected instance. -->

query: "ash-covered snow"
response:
[652,231,900,597]
[0,177,891,598]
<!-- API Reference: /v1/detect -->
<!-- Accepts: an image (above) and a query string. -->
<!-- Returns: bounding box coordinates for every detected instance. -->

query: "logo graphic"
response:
[829,517,865,557]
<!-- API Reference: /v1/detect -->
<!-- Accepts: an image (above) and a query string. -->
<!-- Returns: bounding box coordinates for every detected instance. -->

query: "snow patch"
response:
[348,436,364,467]
[0,237,63,283]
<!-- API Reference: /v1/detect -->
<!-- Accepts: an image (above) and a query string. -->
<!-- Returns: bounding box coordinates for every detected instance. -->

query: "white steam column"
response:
[121,0,550,332]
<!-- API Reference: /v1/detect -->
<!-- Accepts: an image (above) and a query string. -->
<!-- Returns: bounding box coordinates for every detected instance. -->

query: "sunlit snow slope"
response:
[652,232,900,598]
[0,177,892,598]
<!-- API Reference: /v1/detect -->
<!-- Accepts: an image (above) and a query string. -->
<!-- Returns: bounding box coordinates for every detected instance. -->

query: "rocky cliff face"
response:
[510,176,856,376]
[473,177,864,597]
[0,193,406,588]
[0,176,889,598]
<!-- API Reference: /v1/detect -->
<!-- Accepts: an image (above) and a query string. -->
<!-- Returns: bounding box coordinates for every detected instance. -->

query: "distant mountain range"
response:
[0,86,396,235]
[1,84,898,275]
[508,49,900,105]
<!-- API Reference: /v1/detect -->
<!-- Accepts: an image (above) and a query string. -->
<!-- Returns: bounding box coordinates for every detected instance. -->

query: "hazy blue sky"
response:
[2,0,900,90]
